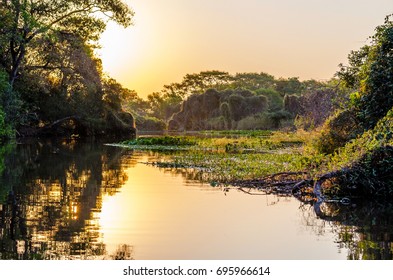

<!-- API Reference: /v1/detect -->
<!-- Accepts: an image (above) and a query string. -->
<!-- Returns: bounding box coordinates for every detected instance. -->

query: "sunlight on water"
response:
[2,141,392,260]
[99,155,347,260]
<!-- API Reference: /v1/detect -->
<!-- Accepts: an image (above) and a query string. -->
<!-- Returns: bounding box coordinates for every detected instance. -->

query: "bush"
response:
[316,107,393,197]
[255,88,283,111]
[312,109,360,154]
[135,115,166,131]
[206,116,226,130]
[284,94,303,117]
[236,114,271,130]
[228,94,246,121]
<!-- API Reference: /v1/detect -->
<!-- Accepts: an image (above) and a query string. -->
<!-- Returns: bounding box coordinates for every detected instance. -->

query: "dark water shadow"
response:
[2,139,393,260]
[0,138,135,259]
[304,199,393,260]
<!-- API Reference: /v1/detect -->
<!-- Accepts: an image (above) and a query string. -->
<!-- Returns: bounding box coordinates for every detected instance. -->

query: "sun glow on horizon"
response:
[98,0,393,98]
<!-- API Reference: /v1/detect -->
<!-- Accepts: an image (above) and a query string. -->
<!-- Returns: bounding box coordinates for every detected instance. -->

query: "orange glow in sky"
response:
[98,0,393,98]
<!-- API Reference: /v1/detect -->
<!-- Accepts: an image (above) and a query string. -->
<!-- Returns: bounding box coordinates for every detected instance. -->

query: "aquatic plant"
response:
[123,136,196,146]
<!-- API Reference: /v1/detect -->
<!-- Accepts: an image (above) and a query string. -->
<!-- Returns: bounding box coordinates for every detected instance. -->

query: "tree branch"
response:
[27,5,94,42]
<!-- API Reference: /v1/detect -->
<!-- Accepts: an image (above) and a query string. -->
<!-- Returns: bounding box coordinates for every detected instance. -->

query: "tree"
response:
[0,0,134,136]
[275,77,303,96]
[182,70,232,94]
[0,0,133,88]
[220,102,231,129]
[337,14,393,130]
[232,72,275,91]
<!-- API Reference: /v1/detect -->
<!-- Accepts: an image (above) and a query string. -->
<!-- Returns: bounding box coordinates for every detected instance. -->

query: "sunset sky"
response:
[99,0,393,98]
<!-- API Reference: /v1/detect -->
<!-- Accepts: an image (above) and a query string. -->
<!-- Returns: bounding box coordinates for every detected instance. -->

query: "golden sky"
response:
[98,0,393,98]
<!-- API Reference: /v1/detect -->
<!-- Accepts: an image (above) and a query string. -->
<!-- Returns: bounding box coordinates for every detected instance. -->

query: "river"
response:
[0,139,392,260]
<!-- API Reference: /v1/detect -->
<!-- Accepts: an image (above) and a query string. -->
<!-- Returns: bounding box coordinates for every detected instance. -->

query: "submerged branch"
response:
[228,171,313,198]
[228,170,351,218]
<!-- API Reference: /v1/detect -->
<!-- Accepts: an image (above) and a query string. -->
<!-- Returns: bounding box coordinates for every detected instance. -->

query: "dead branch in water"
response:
[228,169,352,218]
[228,171,314,200]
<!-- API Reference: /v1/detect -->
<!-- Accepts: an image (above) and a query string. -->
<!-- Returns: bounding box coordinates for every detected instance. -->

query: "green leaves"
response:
[337,14,393,130]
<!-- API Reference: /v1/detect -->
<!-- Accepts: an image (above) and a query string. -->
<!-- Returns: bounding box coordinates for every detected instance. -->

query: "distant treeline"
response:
[125,71,341,131]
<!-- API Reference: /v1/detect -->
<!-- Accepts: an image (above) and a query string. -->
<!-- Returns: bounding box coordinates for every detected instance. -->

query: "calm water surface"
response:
[0,139,392,259]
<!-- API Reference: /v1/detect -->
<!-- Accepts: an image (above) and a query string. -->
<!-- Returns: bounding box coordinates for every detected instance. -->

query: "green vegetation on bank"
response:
[305,15,393,198]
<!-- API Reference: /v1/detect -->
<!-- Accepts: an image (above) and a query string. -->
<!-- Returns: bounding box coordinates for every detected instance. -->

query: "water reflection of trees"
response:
[298,200,393,260]
[0,139,135,260]
[152,164,393,260]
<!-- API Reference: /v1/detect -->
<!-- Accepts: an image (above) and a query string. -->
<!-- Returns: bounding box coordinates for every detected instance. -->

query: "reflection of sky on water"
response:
[99,154,346,260]
[0,141,392,260]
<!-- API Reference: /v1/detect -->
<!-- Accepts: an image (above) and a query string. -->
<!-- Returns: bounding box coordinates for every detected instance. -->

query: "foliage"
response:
[0,0,135,137]
[0,70,13,139]
[286,89,338,131]
[219,102,231,129]
[311,110,360,155]
[265,110,292,129]
[231,72,275,90]
[137,71,330,129]
[284,94,303,117]
[120,132,305,182]
[135,115,166,131]
[200,130,273,137]
[169,88,278,131]
[0,109,12,140]
[0,0,133,85]
[328,109,393,170]
[123,136,196,146]
[305,106,393,198]
[337,146,393,197]
[297,15,393,198]
[236,114,268,130]
[337,14,393,130]
[275,77,302,96]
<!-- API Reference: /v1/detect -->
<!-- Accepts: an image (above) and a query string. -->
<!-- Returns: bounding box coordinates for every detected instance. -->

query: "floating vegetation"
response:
[122,136,196,146]
[117,131,307,182]
[200,130,273,137]
[116,131,366,215]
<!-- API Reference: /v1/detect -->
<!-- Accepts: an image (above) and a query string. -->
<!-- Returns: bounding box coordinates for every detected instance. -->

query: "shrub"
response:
[255,88,283,111]
[136,115,166,131]
[312,109,360,154]
[236,114,271,130]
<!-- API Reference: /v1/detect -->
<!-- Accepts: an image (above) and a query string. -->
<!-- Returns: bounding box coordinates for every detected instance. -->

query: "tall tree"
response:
[337,14,393,129]
[0,0,133,88]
